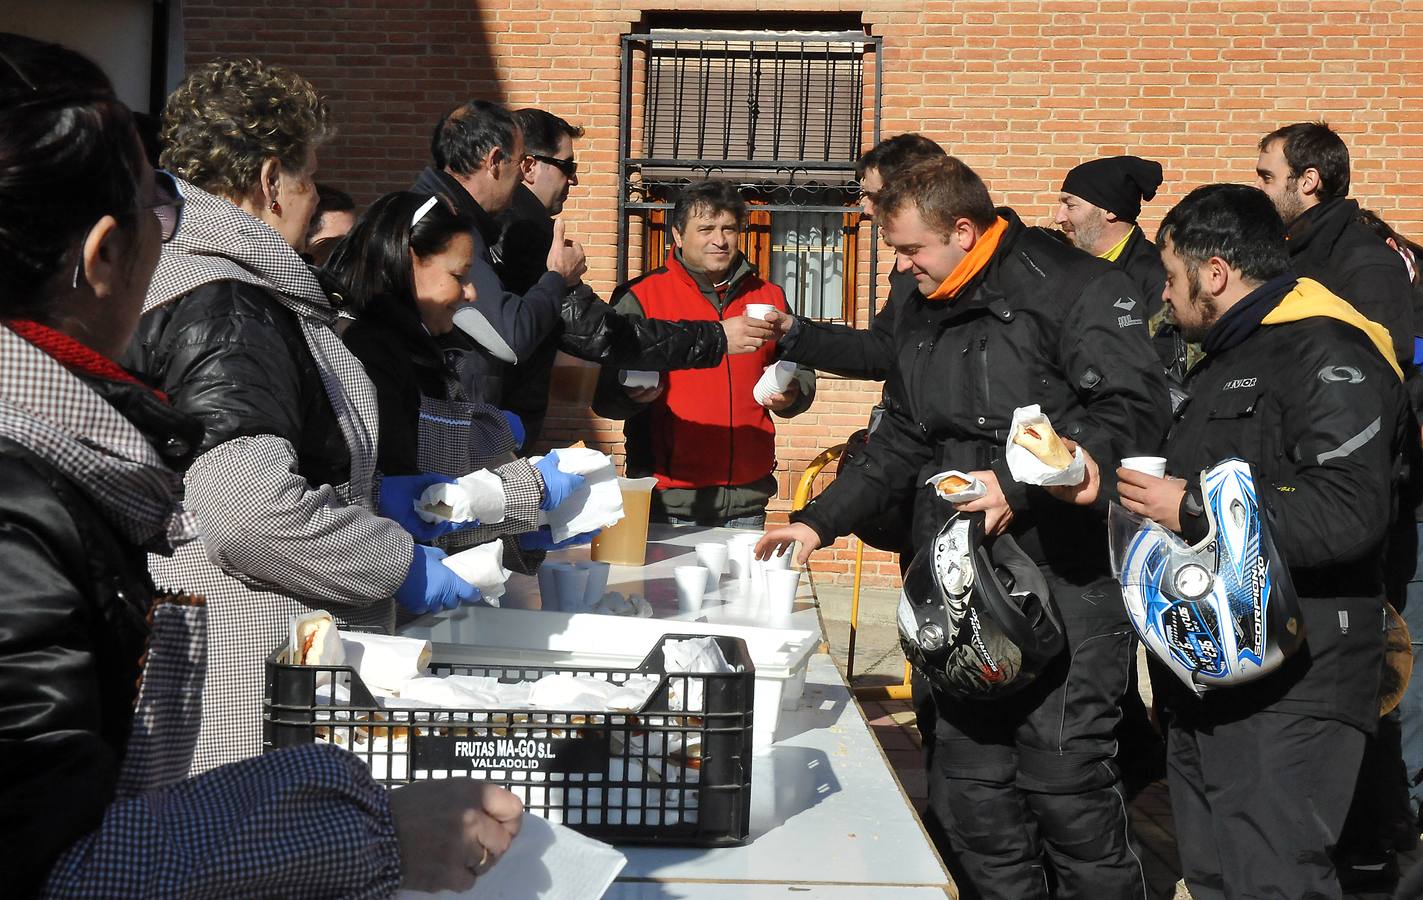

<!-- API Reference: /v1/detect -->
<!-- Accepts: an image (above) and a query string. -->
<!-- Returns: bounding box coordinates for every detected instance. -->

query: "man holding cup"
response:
[758,155,1169,899]
[593,180,816,528]
[1065,184,1410,899]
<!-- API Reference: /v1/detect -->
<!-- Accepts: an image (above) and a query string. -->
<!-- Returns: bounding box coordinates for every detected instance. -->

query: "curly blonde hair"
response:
[159,58,330,200]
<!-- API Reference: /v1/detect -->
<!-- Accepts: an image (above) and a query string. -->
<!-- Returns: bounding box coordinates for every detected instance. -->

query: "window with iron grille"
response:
[618,28,882,322]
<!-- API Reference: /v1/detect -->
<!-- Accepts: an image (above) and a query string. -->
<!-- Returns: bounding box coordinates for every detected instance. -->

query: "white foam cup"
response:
[674,565,711,612]
[695,542,729,584]
[580,561,610,612]
[743,303,777,321]
[1121,456,1168,478]
[764,569,801,620]
[550,563,590,613]
[727,534,760,580]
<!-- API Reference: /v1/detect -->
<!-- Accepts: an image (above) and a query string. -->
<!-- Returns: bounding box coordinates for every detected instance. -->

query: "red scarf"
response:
[4,319,168,402]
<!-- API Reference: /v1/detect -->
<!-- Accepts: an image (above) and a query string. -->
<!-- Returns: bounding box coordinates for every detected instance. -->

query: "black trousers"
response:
[923,575,1148,900]
[1167,711,1365,900]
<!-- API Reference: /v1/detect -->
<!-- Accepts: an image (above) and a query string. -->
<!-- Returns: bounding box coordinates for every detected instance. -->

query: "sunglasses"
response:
[145,169,184,242]
[531,154,578,178]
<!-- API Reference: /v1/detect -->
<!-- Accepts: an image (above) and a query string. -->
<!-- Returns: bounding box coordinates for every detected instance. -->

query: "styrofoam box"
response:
[401,606,817,748]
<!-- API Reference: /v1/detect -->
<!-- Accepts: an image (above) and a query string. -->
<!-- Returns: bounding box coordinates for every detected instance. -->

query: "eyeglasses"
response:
[145,169,184,242]
[530,154,578,178]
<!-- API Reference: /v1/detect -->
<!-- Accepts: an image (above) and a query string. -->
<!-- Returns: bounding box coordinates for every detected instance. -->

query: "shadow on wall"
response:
[179,0,506,205]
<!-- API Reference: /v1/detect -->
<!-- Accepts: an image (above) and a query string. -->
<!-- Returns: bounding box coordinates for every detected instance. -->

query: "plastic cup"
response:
[550,564,590,613]
[764,569,801,620]
[744,303,777,321]
[695,542,729,583]
[580,561,610,611]
[591,476,659,566]
[674,565,710,611]
[1121,456,1168,478]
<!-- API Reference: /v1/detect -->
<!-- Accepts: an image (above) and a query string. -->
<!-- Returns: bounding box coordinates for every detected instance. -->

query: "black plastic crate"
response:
[264,631,754,846]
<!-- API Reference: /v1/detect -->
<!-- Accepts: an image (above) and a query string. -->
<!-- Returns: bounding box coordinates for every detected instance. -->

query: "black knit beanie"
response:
[1059,156,1164,223]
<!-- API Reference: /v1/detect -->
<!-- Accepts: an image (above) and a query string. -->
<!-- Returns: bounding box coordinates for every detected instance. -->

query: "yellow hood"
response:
[1260,277,1403,381]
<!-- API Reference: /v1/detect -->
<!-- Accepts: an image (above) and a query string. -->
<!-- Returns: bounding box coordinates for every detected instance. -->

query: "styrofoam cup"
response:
[536,562,565,612]
[551,563,590,613]
[744,303,777,321]
[695,542,729,584]
[763,543,794,571]
[727,534,759,581]
[1121,456,1168,478]
[674,565,710,611]
[580,561,610,611]
[764,570,801,620]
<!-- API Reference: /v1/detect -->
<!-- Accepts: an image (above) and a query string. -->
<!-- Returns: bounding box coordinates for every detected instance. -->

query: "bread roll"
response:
[1013,422,1073,470]
[936,475,973,496]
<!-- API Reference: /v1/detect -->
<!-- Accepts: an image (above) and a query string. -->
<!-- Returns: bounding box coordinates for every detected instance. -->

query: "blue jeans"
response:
[1400,522,1423,817]
[656,513,766,530]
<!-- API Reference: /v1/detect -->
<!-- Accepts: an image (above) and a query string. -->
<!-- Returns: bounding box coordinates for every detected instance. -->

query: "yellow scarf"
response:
[927,217,1009,301]
[1099,227,1134,263]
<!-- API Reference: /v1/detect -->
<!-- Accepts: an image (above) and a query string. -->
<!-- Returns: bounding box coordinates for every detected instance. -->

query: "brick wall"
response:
[182,0,1423,589]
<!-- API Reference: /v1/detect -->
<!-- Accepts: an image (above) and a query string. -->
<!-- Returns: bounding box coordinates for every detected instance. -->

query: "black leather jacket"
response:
[795,209,1172,578]
[0,378,198,897]
[125,279,351,487]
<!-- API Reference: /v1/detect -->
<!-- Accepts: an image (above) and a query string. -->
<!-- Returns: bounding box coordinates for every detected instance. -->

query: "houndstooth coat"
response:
[140,182,419,773]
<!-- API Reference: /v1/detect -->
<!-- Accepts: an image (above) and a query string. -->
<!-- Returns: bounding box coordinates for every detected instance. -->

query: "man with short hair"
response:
[1255,121,1413,367]
[1086,183,1408,899]
[304,183,356,266]
[760,155,1168,899]
[494,108,585,444]
[593,180,816,528]
[412,101,773,417]
[1258,121,1421,890]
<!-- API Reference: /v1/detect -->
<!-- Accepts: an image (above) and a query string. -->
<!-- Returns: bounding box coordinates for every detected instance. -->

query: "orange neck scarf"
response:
[927,216,1009,301]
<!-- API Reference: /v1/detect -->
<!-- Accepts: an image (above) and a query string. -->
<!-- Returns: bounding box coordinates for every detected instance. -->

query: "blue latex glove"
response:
[377,472,480,542]
[395,544,480,614]
[501,409,526,451]
[519,526,599,552]
[535,451,587,512]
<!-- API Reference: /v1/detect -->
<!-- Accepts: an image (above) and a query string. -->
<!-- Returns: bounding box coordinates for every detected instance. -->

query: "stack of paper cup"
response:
[674,565,710,612]
[1121,456,1167,477]
[550,563,590,613]
[580,561,610,611]
[753,361,797,406]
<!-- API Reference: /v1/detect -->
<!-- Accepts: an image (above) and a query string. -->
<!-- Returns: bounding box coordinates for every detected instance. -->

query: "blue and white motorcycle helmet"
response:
[898,512,1066,698]
[1109,458,1304,695]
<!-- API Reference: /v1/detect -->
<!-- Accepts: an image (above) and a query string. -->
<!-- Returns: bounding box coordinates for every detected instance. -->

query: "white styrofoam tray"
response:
[403,606,818,747]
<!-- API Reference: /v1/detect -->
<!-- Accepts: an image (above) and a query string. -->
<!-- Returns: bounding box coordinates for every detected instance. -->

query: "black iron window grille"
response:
[618,29,883,323]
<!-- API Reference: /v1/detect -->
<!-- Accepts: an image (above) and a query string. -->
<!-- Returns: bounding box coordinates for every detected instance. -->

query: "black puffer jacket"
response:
[0,377,198,897]
[794,209,1172,578]
[125,279,350,487]
[1161,280,1409,732]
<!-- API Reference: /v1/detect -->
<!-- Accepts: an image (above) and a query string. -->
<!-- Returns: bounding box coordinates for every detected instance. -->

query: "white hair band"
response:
[412,195,439,227]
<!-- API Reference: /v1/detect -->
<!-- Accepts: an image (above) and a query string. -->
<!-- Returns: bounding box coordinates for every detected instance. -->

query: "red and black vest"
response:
[630,254,786,490]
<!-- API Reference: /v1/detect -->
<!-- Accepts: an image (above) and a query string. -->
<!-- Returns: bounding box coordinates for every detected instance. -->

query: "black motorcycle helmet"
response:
[898,512,1066,698]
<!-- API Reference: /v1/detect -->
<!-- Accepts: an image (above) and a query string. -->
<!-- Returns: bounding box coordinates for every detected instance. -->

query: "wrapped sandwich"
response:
[1004,405,1085,486]
[926,470,987,502]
